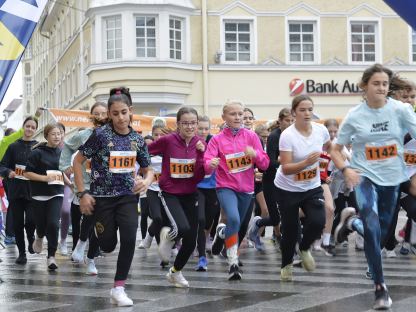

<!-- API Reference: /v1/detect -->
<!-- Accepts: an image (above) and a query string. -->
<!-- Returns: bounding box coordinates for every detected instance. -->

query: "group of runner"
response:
[1,63,416,310]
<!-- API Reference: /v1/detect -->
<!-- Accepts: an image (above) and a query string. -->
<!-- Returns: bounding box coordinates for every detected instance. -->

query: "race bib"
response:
[109,151,136,173]
[15,164,28,180]
[319,158,329,173]
[294,167,318,182]
[85,159,92,174]
[46,170,64,185]
[404,149,416,166]
[225,152,252,174]
[365,143,398,162]
[170,158,195,178]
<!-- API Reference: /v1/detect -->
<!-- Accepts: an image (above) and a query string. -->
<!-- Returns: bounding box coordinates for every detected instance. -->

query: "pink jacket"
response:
[204,128,269,193]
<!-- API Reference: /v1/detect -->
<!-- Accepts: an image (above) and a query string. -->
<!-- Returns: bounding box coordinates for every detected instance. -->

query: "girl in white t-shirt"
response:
[274,95,331,282]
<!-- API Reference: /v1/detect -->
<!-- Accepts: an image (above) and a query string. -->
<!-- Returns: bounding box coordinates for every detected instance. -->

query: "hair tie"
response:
[115,90,121,95]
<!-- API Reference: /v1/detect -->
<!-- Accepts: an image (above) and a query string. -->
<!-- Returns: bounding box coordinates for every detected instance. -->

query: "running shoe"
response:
[86,258,98,275]
[365,267,373,280]
[4,236,16,245]
[195,256,208,272]
[299,250,316,272]
[71,240,87,263]
[321,244,336,257]
[334,207,356,244]
[110,286,133,307]
[167,268,189,288]
[373,285,392,310]
[47,257,58,271]
[211,223,226,255]
[15,253,27,265]
[141,234,153,249]
[32,236,44,254]
[59,240,68,256]
[228,264,242,281]
[382,248,397,258]
[159,227,175,263]
[248,216,261,244]
[137,241,145,249]
[355,234,364,251]
[280,264,293,282]
[399,242,410,255]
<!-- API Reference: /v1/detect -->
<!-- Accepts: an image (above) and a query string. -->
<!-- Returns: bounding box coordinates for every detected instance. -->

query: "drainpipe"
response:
[202,0,209,115]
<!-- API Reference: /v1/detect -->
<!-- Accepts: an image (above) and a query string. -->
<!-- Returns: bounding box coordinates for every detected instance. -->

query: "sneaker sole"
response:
[373,298,392,310]
[167,276,189,288]
[110,299,133,307]
[195,266,207,272]
[228,272,242,281]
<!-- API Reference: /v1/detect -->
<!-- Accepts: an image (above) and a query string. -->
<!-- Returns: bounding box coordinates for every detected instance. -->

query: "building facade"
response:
[23,0,416,125]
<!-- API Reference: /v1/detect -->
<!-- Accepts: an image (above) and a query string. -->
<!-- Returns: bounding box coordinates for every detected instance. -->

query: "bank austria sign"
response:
[289,78,361,96]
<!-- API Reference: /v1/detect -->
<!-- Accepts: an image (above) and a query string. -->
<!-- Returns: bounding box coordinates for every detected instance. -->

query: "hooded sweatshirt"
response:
[148,132,205,195]
[204,127,269,193]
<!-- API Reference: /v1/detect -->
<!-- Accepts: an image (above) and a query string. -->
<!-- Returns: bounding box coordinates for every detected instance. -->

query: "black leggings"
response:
[32,196,63,258]
[146,190,164,241]
[257,180,280,227]
[277,186,325,268]
[160,191,199,271]
[10,198,35,255]
[196,188,220,257]
[140,197,150,239]
[94,195,138,281]
[71,202,100,259]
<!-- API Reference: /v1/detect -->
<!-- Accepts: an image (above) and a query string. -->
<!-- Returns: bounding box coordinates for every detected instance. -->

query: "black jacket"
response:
[25,143,64,197]
[0,139,38,200]
[262,128,282,183]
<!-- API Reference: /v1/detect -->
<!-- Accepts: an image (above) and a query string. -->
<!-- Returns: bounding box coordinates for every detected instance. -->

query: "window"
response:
[136,16,156,58]
[224,21,251,62]
[169,17,183,60]
[25,77,32,96]
[350,22,377,63]
[288,22,315,62]
[104,15,122,60]
[412,29,416,62]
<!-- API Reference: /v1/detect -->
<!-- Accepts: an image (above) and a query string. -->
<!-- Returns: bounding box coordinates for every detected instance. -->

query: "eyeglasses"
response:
[243,117,254,121]
[179,121,198,127]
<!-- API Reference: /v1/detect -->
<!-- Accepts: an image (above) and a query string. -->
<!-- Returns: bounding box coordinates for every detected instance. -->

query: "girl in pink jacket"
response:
[204,101,269,280]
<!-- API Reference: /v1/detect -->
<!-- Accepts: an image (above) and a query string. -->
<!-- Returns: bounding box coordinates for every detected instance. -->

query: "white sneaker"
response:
[158,227,175,263]
[166,268,189,288]
[382,248,397,258]
[110,286,133,307]
[138,241,145,249]
[85,258,98,275]
[71,240,87,263]
[32,236,43,254]
[59,240,68,256]
[47,257,58,271]
[142,234,153,249]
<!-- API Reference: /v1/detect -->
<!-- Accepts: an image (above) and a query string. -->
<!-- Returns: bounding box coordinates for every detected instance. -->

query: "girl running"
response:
[147,107,206,288]
[59,102,107,275]
[0,116,39,264]
[274,95,330,282]
[24,123,68,271]
[331,64,416,310]
[73,87,153,307]
[204,100,269,280]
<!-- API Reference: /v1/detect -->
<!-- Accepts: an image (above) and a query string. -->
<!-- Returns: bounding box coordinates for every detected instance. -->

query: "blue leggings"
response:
[216,188,252,248]
[354,177,399,285]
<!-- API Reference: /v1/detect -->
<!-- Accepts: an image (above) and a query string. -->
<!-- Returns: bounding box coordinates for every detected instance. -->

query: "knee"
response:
[100,240,117,253]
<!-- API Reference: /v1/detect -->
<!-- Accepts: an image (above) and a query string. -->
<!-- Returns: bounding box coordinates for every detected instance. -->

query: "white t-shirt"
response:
[274,122,330,192]
[148,155,162,192]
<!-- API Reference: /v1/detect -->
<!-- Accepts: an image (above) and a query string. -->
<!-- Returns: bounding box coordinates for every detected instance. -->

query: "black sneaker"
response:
[228,264,242,281]
[212,224,226,256]
[160,260,169,268]
[321,244,336,257]
[334,207,356,244]
[28,238,35,254]
[374,285,392,310]
[15,254,27,265]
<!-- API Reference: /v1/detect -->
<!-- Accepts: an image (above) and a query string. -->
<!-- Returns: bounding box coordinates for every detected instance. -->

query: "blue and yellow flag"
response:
[0,0,47,106]
[384,0,416,30]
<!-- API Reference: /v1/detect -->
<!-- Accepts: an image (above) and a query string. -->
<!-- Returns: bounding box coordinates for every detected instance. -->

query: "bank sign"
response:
[289,78,361,96]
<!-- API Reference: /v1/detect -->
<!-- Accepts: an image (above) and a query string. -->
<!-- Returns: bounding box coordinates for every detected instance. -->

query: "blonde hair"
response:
[222,100,244,114]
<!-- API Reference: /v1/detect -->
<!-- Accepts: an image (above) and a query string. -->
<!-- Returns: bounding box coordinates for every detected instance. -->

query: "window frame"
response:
[220,16,257,64]
[409,26,416,64]
[134,14,158,59]
[103,14,123,61]
[347,18,381,65]
[286,17,320,65]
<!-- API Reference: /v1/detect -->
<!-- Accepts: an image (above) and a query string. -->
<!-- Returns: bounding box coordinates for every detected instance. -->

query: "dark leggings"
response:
[331,191,358,235]
[5,202,14,237]
[277,186,325,268]
[146,190,164,243]
[160,191,199,271]
[71,202,99,259]
[140,197,150,239]
[94,195,138,281]
[32,196,63,258]
[10,198,35,255]
[239,197,255,246]
[196,188,220,257]
[257,180,280,227]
